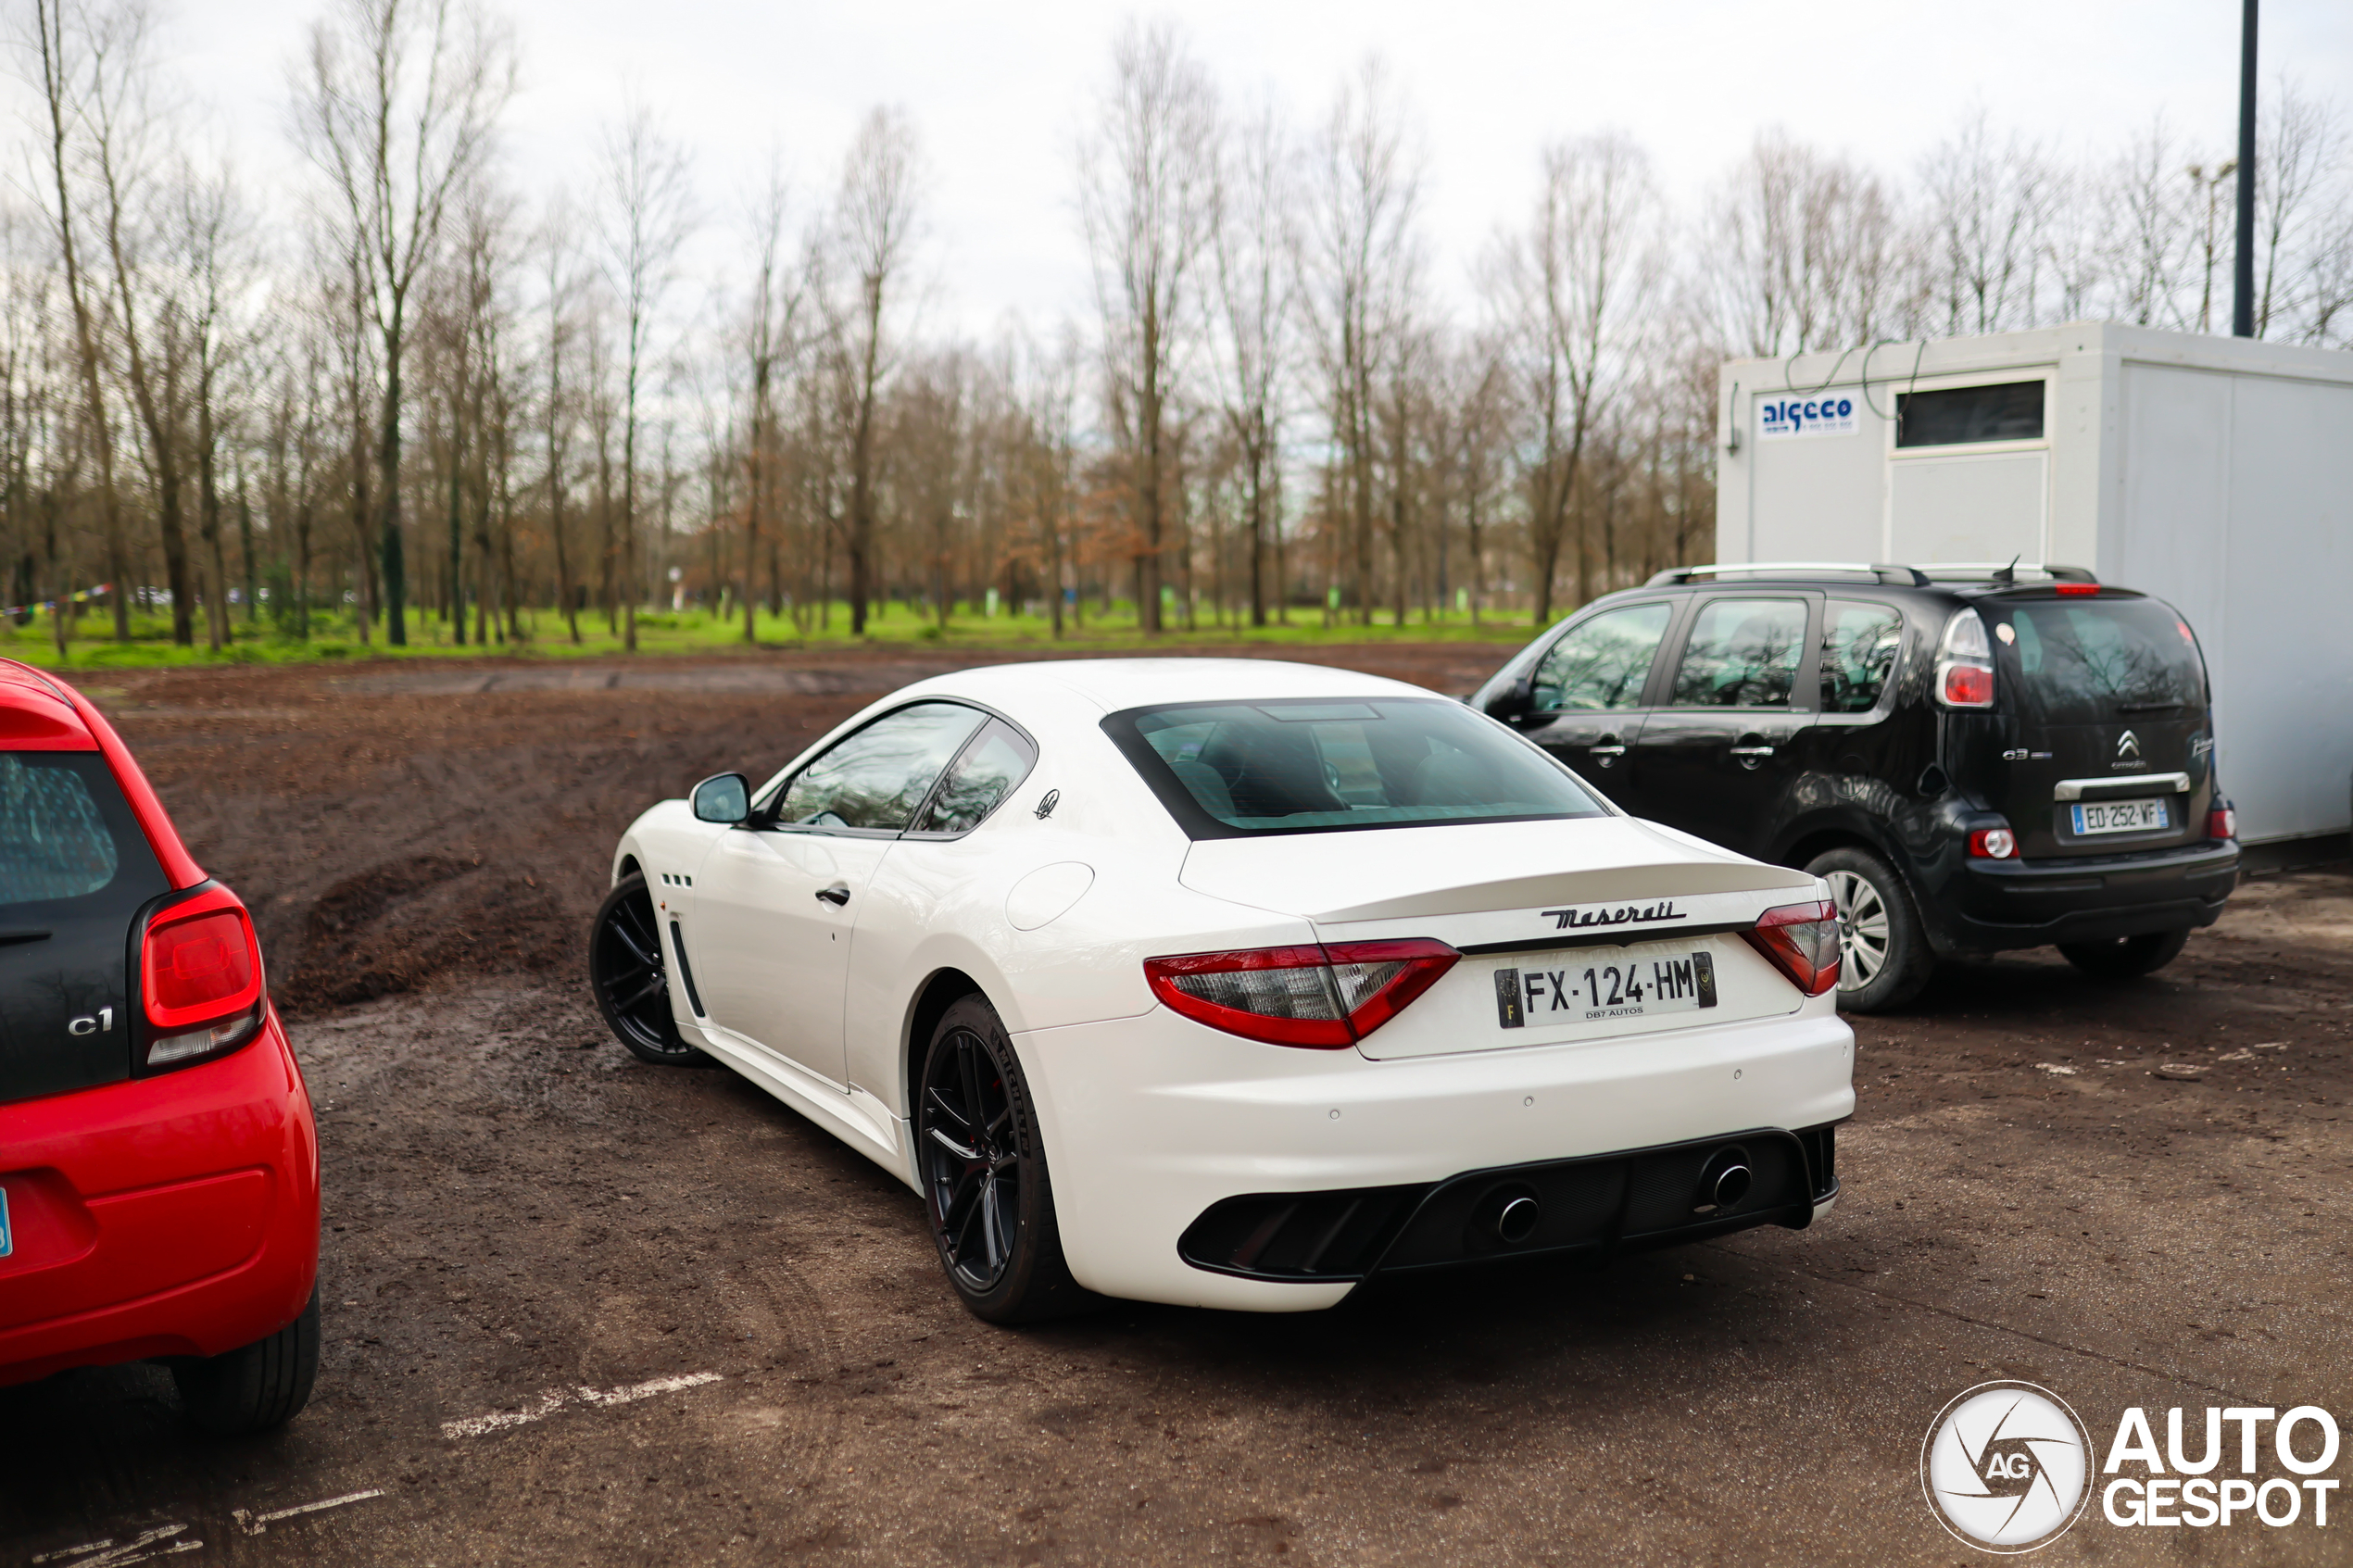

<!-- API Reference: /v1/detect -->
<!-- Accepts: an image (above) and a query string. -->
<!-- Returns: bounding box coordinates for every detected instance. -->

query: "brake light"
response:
[1144,939,1459,1048]
[140,890,266,1068]
[1741,900,1841,997]
[2208,805,2237,841]
[2055,583,2100,596]
[1942,665,1994,705]
[1935,608,1994,709]
[1968,826,2019,859]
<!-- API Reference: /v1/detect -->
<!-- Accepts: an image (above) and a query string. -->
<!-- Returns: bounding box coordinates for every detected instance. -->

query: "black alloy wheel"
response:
[915,995,1091,1323]
[589,873,711,1066]
[2059,926,2191,979]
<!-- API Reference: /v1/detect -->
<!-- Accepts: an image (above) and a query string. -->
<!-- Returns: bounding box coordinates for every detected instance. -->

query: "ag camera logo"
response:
[1921,1382,2094,1552]
[1757,395,1856,439]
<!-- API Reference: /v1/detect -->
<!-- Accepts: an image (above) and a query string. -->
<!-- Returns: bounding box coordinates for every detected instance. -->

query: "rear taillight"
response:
[1935,608,1994,709]
[2055,582,2100,596]
[141,889,266,1069]
[2209,805,2237,841]
[1144,939,1460,1048]
[1968,826,2019,859]
[1742,900,1841,997]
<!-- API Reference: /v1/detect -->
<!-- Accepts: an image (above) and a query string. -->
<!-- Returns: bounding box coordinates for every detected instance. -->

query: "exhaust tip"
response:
[1495,1194,1541,1246]
[1694,1146,1753,1214]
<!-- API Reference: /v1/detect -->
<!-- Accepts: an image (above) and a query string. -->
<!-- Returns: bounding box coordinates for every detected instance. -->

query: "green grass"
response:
[0,599,1546,671]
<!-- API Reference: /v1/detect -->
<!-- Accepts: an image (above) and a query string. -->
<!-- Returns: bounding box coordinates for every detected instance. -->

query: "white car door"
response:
[690,701,988,1086]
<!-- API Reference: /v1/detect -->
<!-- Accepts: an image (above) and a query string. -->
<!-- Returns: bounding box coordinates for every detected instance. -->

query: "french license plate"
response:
[1493,950,1717,1029]
[0,1184,11,1259]
[2072,798,2170,835]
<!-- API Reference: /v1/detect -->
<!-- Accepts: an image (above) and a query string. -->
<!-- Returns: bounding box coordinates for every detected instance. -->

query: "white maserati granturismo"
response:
[591,659,1853,1322]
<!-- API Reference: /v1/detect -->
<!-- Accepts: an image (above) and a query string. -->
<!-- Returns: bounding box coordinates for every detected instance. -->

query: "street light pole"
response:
[2233,0,2258,337]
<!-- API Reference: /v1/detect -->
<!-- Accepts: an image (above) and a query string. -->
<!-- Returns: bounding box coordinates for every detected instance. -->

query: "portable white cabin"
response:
[1715,322,2353,859]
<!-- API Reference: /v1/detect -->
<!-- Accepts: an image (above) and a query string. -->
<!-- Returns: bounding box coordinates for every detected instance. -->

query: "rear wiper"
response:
[0,929,52,945]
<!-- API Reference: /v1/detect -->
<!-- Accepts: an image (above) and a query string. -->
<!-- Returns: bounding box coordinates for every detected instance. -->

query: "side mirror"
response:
[1481,676,1534,722]
[691,772,750,824]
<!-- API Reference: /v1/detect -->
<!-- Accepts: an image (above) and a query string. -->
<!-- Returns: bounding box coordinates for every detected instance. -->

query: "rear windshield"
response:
[2,752,161,909]
[1104,696,1606,839]
[1997,599,2208,725]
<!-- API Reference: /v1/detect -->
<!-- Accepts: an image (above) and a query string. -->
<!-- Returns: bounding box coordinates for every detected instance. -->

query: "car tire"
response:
[2058,927,2191,979]
[1808,847,1935,1014]
[589,873,713,1066]
[173,1286,320,1435]
[914,995,1095,1325]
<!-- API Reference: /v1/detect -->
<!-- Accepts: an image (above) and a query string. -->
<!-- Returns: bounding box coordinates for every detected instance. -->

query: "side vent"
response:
[668,922,707,1017]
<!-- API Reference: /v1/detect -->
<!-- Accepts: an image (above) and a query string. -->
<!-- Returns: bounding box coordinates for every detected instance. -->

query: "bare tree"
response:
[295,0,514,645]
[1705,130,1902,357]
[1297,56,1421,625]
[736,162,799,642]
[1208,91,1290,628]
[826,106,921,636]
[1078,19,1217,634]
[1917,110,2058,334]
[2253,79,2344,337]
[1499,132,1662,623]
[28,0,132,639]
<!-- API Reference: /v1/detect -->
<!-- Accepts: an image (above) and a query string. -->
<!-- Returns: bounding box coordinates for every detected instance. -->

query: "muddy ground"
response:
[4,644,2349,1567]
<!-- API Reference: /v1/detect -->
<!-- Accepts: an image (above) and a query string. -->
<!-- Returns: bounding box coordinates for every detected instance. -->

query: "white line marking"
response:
[440,1371,723,1439]
[230,1488,387,1537]
[31,1526,199,1565]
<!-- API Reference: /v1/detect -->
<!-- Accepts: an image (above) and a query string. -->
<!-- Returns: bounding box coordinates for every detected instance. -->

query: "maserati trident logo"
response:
[1921,1382,2094,1553]
[2116,730,2141,761]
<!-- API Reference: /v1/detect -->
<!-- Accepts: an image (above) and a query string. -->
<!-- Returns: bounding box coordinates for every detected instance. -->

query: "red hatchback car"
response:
[1,659,319,1431]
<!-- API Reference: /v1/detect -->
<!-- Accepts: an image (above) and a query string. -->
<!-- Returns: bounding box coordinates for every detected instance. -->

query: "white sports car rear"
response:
[592,659,1854,1320]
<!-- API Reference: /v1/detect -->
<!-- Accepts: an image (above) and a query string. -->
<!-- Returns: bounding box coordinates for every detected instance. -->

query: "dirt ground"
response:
[5,645,2349,1567]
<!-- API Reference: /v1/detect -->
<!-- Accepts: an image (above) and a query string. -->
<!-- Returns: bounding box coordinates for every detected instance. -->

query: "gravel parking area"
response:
[5,647,2347,1565]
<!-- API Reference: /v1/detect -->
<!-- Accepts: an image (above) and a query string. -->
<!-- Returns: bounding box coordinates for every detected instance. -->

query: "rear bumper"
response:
[1931,839,2239,954]
[0,1011,320,1386]
[1014,998,1853,1311]
[1178,1124,1842,1285]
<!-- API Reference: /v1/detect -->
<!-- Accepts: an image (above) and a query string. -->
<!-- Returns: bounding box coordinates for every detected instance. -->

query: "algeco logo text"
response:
[1921,1383,2093,1553]
[1757,395,1856,439]
[1923,1386,2345,1552]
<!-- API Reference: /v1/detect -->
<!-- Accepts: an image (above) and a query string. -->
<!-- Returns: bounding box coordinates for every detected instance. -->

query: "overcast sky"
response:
[130,0,2353,333]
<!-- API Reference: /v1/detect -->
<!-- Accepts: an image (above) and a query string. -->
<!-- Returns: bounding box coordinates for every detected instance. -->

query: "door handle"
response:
[814,883,850,907]
[1730,744,1775,771]
[1588,743,1626,768]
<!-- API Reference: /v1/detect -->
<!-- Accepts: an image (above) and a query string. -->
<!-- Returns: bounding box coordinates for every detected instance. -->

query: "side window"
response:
[1668,597,1809,709]
[1529,602,1673,712]
[1820,600,1904,714]
[775,702,987,831]
[913,721,1038,834]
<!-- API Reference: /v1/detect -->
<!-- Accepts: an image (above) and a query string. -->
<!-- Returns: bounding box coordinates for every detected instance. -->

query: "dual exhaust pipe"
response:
[1472,1143,1754,1248]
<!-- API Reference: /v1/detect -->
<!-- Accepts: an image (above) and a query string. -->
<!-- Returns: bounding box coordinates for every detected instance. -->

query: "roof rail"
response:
[1911,562,2099,584]
[1646,562,1931,587]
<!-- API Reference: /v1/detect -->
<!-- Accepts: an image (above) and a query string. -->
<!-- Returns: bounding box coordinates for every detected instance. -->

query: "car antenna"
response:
[1992,556,2020,585]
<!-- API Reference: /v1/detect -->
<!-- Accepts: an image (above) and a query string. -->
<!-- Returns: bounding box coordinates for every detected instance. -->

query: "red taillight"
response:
[2055,583,2100,596]
[141,890,266,1068]
[1741,900,1841,997]
[1968,826,2019,859]
[1144,939,1460,1048]
[1941,664,1994,706]
[2208,805,2237,841]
